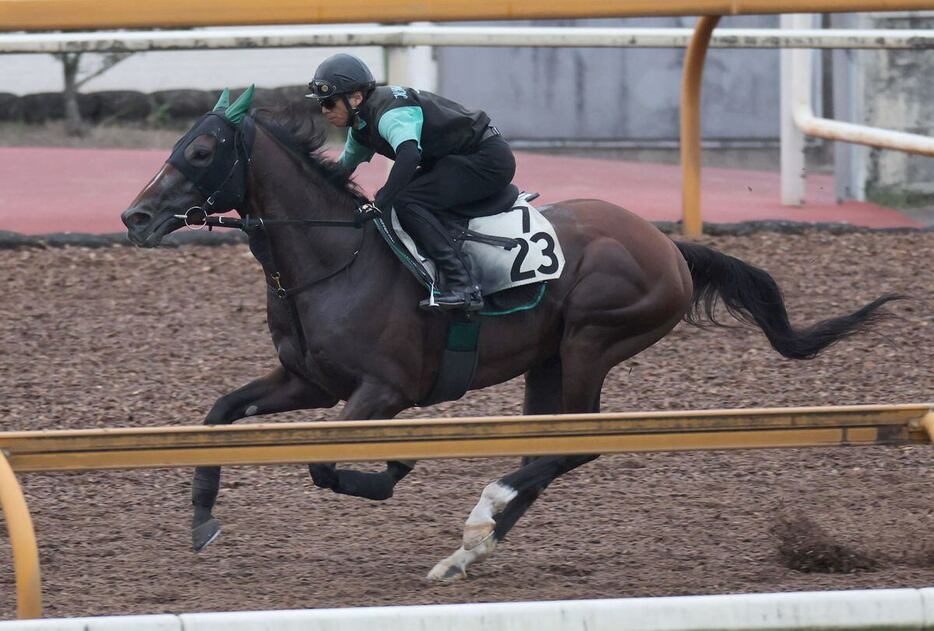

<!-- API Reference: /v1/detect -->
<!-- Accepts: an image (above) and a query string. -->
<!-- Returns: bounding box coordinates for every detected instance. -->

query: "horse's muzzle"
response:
[122,207,153,246]
[121,207,180,247]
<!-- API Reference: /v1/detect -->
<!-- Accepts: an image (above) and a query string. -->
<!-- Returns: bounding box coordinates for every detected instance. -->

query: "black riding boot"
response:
[399,206,483,311]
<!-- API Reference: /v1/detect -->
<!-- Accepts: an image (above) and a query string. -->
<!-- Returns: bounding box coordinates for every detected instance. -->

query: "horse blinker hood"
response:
[167,87,256,213]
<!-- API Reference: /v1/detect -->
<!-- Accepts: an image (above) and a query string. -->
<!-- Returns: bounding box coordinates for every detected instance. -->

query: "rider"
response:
[307,53,516,312]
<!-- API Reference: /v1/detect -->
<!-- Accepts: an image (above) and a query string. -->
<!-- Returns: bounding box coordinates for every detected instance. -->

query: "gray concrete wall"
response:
[860,12,934,202]
[437,16,781,145]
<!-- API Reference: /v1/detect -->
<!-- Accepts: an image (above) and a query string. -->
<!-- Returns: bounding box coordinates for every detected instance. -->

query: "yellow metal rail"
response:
[0,452,41,620]
[1,404,931,618]
[3,0,934,30]
[1,404,931,472]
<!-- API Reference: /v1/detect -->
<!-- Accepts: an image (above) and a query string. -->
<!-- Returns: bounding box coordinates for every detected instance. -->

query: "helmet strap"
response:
[342,94,360,126]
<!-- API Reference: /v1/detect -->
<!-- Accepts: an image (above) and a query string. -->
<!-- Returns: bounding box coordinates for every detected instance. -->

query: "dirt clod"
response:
[772,511,878,573]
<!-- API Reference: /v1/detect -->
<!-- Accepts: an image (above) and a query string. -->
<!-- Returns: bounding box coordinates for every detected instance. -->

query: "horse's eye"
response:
[192,149,210,160]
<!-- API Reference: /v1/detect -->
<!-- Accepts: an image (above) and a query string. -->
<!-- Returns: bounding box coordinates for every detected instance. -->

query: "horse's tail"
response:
[674,241,903,359]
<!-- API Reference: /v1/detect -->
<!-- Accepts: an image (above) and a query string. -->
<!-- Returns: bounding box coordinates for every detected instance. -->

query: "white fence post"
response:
[385,43,409,86]
[407,22,438,92]
[780,13,813,206]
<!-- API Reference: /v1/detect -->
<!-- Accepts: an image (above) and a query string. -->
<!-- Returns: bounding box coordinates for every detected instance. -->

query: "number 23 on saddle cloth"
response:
[377,191,565,315]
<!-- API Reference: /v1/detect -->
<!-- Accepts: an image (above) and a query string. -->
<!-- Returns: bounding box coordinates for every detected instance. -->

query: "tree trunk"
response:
[60,53,84,137]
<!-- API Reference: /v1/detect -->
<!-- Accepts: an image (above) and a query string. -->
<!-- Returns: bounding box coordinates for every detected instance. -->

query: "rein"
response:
[173,206,374,298]
[174,204,375,360]
[174,207,363,232]
[265,227,366,299]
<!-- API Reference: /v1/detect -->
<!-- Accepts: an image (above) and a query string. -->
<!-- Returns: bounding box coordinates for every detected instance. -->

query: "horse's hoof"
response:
[308,463,338,489]
[192,517,221,552]
[426,558,467,583]
[462,521,495,550]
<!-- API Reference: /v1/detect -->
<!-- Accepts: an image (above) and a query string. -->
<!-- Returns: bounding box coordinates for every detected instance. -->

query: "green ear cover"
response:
[226,85,255,124]
[212,88,230,111]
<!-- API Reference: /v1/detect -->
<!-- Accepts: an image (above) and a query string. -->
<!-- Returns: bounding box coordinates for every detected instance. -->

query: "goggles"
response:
[307,79,337,98]
[319,96,339,110]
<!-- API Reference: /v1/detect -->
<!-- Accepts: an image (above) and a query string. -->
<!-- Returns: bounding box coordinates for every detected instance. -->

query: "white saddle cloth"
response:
[391,193,566,296]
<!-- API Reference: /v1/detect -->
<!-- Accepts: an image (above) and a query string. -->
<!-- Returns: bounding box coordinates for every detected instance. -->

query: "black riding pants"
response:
[394,135,516,226]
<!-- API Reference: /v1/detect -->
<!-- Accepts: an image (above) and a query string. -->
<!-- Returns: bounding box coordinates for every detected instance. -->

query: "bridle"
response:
[169,113,378,296]
[168,113,380,357]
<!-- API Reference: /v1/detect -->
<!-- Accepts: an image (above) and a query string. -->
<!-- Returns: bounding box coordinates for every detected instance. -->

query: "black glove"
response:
[374,187,387,210]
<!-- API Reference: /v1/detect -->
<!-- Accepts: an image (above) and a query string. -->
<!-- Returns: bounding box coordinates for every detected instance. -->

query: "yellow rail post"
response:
[680,15,720,238]
[920,411,934,443]
[0,451,42,619]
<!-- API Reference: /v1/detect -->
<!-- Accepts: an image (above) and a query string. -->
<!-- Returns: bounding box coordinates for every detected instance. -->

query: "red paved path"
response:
[0,146,920,234]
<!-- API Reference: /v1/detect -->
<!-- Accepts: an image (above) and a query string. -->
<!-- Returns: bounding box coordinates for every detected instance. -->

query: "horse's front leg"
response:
[192,365,338,551]
[308,379,416,501]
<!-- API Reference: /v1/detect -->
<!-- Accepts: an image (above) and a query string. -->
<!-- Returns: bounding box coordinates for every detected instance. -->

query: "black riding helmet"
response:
[306,53,376,100]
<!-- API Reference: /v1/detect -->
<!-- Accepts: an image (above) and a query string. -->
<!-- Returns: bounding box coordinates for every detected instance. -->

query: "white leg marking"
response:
[426,536,498,582]
[462,481,517,550]
[244,405,259,417]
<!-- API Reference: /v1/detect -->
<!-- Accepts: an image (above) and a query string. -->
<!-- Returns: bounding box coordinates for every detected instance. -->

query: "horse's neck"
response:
[243,129,368,287]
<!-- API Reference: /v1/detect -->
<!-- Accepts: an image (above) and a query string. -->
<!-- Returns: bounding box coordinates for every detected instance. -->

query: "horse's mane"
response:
[252,104,366,202]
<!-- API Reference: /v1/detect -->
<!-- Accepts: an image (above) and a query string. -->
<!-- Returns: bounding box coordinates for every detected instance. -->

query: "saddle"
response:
[451,183,522,218]
[373,185,566,313]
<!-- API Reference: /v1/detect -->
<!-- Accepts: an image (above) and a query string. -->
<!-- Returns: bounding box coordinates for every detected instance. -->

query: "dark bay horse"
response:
[121,90,898,581]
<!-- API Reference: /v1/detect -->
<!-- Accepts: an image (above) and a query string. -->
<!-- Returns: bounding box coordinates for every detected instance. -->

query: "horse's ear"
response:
[213,88,230,112]
[226,85,255,124]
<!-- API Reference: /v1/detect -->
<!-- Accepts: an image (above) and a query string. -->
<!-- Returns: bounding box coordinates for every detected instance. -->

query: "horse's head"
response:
[122,87,256,247]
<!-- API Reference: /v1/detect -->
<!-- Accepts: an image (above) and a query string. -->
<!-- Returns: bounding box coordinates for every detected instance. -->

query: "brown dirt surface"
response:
[0,231,931,620]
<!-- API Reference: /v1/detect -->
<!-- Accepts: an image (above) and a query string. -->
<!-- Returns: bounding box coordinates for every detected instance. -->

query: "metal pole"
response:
[5,0,934,31]
[780,14,808,205]
[0,451,42,619]
[921,412,934,443]
[680,15,720,238]
[6,26,934,54]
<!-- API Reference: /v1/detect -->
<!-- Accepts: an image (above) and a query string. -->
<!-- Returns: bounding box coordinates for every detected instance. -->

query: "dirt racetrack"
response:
[0,230,931,620]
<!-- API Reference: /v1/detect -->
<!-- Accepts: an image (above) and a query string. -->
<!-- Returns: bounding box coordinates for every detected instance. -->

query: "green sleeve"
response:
[377,106,424,152]
[338,130,375,173]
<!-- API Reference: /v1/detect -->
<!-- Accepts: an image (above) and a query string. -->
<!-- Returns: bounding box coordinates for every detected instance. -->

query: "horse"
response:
[121,88,899,581]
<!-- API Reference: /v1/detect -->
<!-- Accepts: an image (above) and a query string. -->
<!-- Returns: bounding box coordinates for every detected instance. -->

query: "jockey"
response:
[307,53,516,312]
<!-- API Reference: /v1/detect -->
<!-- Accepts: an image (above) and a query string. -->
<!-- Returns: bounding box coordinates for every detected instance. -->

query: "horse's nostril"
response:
[122,209,152,229]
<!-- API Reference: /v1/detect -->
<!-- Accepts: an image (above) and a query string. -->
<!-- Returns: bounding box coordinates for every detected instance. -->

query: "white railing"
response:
[2,24,932,225]
[3,24,934,53]
[780,14,934,206]
[1,588,932,630]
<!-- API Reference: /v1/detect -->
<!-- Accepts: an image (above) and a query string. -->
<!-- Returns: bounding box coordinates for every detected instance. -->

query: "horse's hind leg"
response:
[308,379,416,501]
[192,365,337,552]
[427,356,604,581]
[428,320,680,581]
[462,357,563,547]
[486,376,605,547]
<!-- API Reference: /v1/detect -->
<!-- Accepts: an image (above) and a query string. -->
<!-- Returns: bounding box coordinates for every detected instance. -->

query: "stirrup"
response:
[419,290,483,312]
